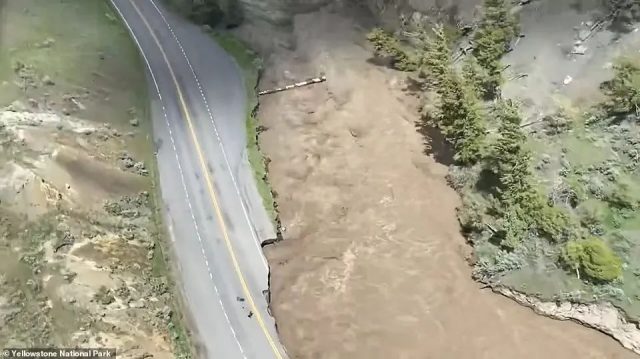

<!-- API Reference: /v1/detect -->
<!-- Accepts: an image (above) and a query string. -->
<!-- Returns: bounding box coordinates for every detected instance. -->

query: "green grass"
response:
[0,0,146,127]
[473,86,640,320]
[564,135,611,167]
[210,31,278,224]
[0,0,191,349]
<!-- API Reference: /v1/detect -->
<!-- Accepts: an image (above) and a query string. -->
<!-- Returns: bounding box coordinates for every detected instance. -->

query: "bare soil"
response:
[241,5,639,359]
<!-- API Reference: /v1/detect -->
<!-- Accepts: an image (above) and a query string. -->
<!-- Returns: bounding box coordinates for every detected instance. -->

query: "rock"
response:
[119,152,135,169]
[134,162,148,176]
[587,176,605,197]
[56,222,70,232]
[563,75,573,85]
[202,24,212,32]
[572,44,587,55]
[94,287,115,305]
[129,118,139,127]
[28,98,38,108]
[129,299,146,309]
[7,100,27,112]
[37,38,56,48]
[42,75,55,86]
[541,154,551,164]
[577,29,591,41]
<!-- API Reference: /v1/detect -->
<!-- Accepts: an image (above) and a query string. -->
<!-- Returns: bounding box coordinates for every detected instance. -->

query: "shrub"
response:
[187,0,225,26]
[542,110,574,135]
[600,56,640,116]
[473,248,525,281]
[562,237,623,282]
[605,181,638,210]
[576,201,606,233]
[521,191,577,242]
[494,205,529,250]
[458,195,486,235]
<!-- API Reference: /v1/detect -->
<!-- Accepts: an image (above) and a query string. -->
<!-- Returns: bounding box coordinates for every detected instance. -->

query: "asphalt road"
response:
[109,1,286,358]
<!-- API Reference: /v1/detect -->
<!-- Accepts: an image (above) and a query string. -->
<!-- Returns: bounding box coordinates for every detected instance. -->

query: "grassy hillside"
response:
[0,0,190,355]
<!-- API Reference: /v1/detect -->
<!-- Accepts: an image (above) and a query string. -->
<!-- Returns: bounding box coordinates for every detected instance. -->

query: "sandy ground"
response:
[503,0,640,118]
[240,5,640,359]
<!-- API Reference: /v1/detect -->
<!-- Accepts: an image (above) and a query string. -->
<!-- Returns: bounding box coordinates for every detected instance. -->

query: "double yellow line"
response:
[126,1,284,357]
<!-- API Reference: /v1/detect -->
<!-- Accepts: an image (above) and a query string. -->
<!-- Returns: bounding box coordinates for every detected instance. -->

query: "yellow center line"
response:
[127,1,284,357]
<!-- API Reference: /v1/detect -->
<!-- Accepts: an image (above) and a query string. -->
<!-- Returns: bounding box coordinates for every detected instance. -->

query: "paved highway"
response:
[109,1,287,358]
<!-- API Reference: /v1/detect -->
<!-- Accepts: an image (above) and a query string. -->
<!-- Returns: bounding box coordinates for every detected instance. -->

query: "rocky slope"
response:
[236,0,481,25]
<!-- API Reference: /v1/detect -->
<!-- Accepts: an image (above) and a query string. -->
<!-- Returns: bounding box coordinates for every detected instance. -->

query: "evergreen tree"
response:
[472,0,519,97]
[367,28,418,71]
[421,25,453,86]
[430,67,487,165]
[453,84,487,164]
[489,100,576,241]
[420,25,486,164]
[480,0,519,40]
[495,204,529,249]
[462,55,489,98]
[490,99,532,200]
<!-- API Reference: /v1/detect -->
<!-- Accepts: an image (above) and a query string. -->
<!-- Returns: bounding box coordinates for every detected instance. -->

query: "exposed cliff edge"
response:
[495,286,640,355]
[175,0,482,26]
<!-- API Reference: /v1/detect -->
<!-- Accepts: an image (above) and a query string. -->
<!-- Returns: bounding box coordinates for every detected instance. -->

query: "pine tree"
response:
[495,204,529,249]
[420,24,486,165]
[462,55,490,98]
[453,84,487,164]
[490,100,575,241]
[421,24,453,86]
[367,28,418,71]
[481,0,519,40]
[490,99,532,200]
[472,0,519,97]
[430,68,487,165]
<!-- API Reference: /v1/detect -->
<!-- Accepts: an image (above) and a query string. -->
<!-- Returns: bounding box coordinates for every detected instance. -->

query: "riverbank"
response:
[230,2,638,357]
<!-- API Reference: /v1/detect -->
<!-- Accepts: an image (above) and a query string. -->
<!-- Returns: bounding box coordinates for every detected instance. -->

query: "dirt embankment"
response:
[236,4,639,359]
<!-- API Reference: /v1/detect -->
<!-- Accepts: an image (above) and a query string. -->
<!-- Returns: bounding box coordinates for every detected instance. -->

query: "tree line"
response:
[367,0,625,283]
